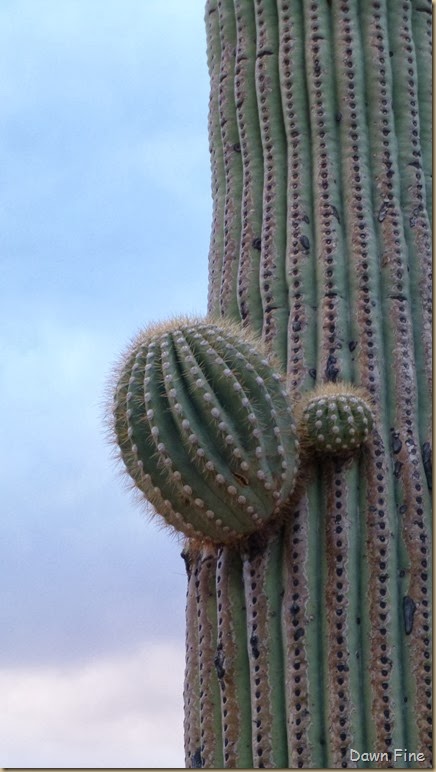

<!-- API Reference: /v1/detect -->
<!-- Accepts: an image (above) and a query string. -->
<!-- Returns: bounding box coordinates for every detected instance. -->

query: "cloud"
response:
[1,640,185,767]
[1,314,187,667]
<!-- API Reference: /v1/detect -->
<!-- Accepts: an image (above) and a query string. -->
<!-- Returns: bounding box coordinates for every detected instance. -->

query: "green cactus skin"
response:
[297,383,375,455]
[110,317,300,545]
[181,0,432,767]
[216,3,242,321]
[206,5,226,319]
[234,0,265,337]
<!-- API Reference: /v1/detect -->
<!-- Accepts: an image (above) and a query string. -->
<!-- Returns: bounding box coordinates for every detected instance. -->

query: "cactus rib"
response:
[216,546,253,767]
[183,546,202,768]
[234,0,264,335]
[277,0,317,399]
[206,1,226,316]
[217,0,243,321]
[410,0,432,226]
[387,0,432,447]
[253,0,289,364]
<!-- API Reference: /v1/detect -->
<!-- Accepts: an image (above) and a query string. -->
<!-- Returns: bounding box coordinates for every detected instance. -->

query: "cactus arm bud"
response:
[109,317,300,545]
[296,383,375,455]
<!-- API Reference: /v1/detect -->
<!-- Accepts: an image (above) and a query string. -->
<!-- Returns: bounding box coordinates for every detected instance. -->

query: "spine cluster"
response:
[111,317,299,544]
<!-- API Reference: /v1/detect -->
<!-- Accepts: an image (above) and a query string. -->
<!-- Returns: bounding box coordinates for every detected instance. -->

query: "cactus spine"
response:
[182,0,431,767]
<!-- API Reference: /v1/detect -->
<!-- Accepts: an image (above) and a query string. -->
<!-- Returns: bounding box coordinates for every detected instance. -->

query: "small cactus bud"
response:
[297,383,375,455]
[108,316,299,544]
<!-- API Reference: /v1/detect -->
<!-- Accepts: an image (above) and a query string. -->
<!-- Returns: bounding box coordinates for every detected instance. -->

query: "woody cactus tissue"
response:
[108,0,432,768]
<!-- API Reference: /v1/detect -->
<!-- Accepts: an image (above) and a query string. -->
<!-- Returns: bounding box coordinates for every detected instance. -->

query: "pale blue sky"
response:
[1,1,210,765]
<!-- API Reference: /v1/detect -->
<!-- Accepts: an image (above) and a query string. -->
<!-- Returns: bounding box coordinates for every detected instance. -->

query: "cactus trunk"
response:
[183,0,432,767]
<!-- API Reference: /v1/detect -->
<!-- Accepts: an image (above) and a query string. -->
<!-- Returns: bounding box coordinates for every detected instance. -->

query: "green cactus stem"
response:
[110,317,300,544]
[180,0,432,767]
[106,0,431,766]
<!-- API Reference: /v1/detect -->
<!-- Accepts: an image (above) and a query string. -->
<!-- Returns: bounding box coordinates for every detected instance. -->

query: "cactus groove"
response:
[182,0,432,767]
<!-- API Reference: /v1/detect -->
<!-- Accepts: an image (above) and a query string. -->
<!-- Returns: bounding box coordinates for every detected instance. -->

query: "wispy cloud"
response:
[1,641,185,767]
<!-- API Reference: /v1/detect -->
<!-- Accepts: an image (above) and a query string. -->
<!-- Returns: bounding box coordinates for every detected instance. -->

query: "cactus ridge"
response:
[110,317,300,544]
[297,382,375,454]
[234,0,264,336]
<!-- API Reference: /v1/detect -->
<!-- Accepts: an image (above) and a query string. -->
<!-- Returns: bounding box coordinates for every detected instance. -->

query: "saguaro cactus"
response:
[183,0,432,767]
[109,0,431,767]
